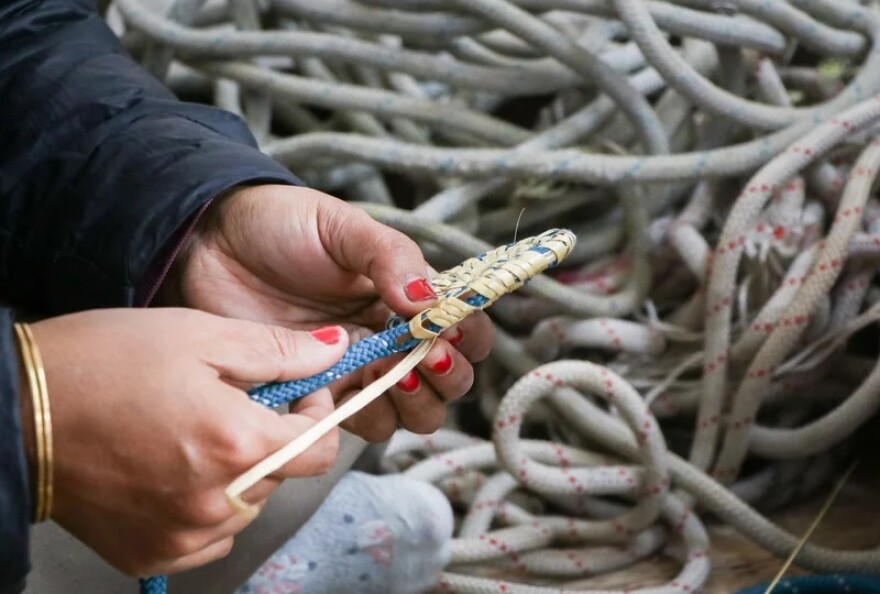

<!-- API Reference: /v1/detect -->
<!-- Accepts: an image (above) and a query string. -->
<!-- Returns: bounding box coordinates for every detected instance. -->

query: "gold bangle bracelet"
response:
[23,323,52,521]
[14,323,51,522]
[14,324,44,522]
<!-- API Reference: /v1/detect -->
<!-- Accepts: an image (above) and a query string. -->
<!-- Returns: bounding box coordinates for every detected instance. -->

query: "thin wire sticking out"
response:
[513,207,526,243]
[762,459,860,594]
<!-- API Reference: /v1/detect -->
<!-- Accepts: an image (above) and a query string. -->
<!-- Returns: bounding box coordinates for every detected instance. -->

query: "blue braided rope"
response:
[248,295,489,408]
[139,576,166,594]
[139,295,489,594]
[247,325,416,408]
[249,293,489,408]
[736,574,880,593]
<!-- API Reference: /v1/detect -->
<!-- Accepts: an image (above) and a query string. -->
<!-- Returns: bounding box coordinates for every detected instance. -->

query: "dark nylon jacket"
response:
[0,1,301,591]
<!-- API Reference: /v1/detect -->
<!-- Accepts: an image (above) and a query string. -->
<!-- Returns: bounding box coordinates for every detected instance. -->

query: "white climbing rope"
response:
[111,0,880,591]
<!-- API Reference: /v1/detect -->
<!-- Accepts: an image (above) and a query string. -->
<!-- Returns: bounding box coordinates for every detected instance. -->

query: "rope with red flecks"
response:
[113,0,880,591]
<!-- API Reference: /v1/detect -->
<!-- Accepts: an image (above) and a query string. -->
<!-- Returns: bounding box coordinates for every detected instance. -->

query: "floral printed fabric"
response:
[238,472,453,594]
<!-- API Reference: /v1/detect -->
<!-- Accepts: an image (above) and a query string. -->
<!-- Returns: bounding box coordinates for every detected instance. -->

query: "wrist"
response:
[146,198,216,307]
[149,184,252,307]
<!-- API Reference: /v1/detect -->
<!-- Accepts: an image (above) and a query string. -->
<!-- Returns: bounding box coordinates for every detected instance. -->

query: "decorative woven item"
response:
[228,228,576,513]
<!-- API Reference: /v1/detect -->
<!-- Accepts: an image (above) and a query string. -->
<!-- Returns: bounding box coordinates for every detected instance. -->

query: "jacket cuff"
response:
[134,171,301,308]
[136,199,214,307]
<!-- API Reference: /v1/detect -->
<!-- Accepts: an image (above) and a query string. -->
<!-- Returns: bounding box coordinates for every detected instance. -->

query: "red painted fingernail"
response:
[448,327,464,346]
[404,277,436,302]
[309,326,342,345]
[396,370,420,393]
[430,352,453,375]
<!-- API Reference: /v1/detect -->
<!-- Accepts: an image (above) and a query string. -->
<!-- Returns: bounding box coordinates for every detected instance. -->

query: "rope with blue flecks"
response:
[139,228,575,594]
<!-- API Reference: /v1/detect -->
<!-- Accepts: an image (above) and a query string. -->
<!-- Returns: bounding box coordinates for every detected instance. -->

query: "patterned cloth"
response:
[238,472,453,594]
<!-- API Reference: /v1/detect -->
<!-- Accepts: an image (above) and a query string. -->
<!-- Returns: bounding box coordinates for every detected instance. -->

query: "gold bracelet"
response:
[14,323,52,522]
[23,323,52,520]
[14,323,44,522]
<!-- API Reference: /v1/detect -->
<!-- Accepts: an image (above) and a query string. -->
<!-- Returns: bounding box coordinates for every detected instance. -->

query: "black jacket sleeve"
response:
[0,310,28,594]
[0,0,302,313]
[0,0,302,590]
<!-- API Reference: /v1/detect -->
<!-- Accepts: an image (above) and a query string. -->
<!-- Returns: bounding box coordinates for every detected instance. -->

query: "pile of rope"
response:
[109,0,880,591]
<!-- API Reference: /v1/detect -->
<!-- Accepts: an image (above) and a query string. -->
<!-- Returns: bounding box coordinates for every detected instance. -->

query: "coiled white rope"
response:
[110,0,880,591]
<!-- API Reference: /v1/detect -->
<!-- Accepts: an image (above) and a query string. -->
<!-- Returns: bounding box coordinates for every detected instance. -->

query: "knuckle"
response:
[471,330,494,362]
[164,535,193,559]
[455,366,476,399]
[213,538,235,560]
[407,406,446,435]
[159,531,201,559]
[384,233,420,264]
[335,206,375,243]
[316,438,340,473]
[292,435,339,476]
[210,425,267,471]
[430,360,474,402]
[177,492,234,527]
[461,314,494,361]
[300,430,339,474]
[363,415,397,443]
[267,325,300,362]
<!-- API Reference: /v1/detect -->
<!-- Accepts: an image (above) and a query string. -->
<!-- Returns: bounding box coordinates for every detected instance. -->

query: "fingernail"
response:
[309,326,342,345]
[404,277,436,302]
[448,327,464,346]
[429,352,453,375]
[396,370,420,393]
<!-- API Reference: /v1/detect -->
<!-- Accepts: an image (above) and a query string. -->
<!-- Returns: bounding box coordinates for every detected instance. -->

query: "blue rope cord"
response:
[139,576,166,594]
[736,574,880,593]
[249,293,489,408]
[139,297,489,593]
[248,324,416,407]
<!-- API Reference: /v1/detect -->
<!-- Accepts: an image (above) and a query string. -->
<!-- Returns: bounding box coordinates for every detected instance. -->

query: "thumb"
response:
[325,202,437,317]
[207,320,350,386]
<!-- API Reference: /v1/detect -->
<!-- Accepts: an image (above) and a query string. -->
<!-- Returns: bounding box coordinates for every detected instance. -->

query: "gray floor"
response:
[25,432,368,594]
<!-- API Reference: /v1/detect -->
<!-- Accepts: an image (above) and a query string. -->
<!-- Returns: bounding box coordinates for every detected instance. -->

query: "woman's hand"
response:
[20,308,349,576]
[162,185,494,442]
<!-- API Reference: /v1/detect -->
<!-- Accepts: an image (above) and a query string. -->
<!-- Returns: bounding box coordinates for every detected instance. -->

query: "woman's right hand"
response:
[18,308,349,577]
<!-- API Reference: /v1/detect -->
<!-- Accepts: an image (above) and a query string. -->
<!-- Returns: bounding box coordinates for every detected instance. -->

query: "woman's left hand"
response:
[160,184,494,442]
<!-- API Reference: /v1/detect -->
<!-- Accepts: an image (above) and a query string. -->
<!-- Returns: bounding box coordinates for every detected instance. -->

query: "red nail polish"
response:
[396,370,420,393]
[448,327,464,346]
[430,352,453,375]
[309,326,341,345]
[404,278,436,302]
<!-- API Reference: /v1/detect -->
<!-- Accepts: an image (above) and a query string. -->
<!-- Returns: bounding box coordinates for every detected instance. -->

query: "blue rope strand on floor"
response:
[736,574,880,593]
[138,576,166,594]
